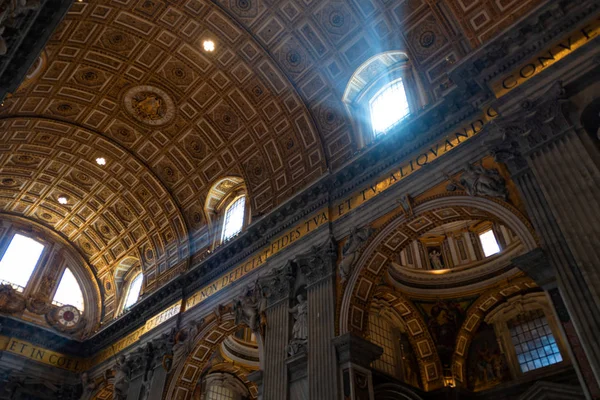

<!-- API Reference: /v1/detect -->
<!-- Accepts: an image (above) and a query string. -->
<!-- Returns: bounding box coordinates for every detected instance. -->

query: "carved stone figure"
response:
[458,164,508,200]
[79,372,96,400]
[171,319,203,371]
[290,294,307,341]
[0,0,41,55]
[429,250,443,270]
[113,355,130,400]
[287,293,308,356]
[234,282,267,335]
[339,227,372,282]
[0,283,26,313]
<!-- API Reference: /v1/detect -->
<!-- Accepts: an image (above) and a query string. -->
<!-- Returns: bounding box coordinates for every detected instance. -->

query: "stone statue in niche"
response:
[0,0,41,55]
[457,164,508,200]
[428,249,444,270]
[339,226,373,282]
[112,355,131,400]
[288,293,308,356]
[234,282,267,336]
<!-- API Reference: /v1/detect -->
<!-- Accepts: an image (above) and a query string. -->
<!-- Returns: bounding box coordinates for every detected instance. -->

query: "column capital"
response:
[512,248,557,290]
[484,81,573,176]
[296,236,337,286]
[259,260,296,307]
[333,333,382,369]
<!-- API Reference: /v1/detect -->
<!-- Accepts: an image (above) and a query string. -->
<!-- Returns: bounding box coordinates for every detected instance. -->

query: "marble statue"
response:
[171,319,203,371]
[459,164,508,200]
[287,293,308,356]
[234,282,267,335]
[290,294,307,340]
[113,355,130,400]
[339,226,372,282]
[429,250,443,270]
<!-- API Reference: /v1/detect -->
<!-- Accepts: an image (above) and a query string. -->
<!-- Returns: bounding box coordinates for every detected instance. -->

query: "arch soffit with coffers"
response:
[450,276,538,385]
[166,311,259,400]
[0,116,190,304]
[339,195,538,337]
[372,285,444,391]
[0,213,103,332]
[4,0,328,220]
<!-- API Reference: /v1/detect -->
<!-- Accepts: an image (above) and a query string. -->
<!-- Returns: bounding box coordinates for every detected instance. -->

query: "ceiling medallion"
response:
[124,85,175,126]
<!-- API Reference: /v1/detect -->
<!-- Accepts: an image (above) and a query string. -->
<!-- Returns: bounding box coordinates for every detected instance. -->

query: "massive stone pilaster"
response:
[488,82,600,395]
[297,238,339,400]
[333,333,382,400]
[259,261,295,400]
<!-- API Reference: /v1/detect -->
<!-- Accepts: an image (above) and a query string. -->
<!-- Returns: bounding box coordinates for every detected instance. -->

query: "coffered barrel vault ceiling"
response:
[0,0,542,314]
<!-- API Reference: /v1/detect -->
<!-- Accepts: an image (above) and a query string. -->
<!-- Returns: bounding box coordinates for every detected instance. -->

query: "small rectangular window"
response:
[508,309,563,373]
[124,273,143,310]
[221,196,245,242]
[479,229,500,257]
[0,234,45,291]
[370,79,411,137]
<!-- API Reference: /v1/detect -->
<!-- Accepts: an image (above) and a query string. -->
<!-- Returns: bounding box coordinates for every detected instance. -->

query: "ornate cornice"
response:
[450,0,599,93]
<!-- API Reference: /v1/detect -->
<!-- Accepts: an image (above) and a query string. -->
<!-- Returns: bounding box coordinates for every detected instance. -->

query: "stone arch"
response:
[371,285,444,391]
[374,383,425,400]
[339,195,537,338]
[165,310,260,400]
[450,277,537,385]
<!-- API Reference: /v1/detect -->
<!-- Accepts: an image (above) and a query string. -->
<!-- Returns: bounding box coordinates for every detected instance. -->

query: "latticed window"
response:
[205,385,235,400]
[368,313,398,378]
[370,79,410,136]
[123,273,143,310]
[0,234,45,291]
[508,309,563,373]
[53,268,85,311]
[221,196,245,242]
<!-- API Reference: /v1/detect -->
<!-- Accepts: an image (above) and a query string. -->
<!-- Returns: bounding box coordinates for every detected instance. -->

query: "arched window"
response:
[123,273,143,310]
[343,51,427,147]
[52,268,85,311]
[370,79,411,136]
[221,195,245,242]
[0,233,45,291]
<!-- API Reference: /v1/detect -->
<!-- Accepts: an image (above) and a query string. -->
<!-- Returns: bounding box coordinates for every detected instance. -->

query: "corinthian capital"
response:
[296,236,337,285]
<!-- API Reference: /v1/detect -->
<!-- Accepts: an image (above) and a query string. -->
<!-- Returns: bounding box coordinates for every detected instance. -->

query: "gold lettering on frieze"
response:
[0,336,84,372]
[185,209,330,311]
[331,107,497,221]
[491,16,600,98]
